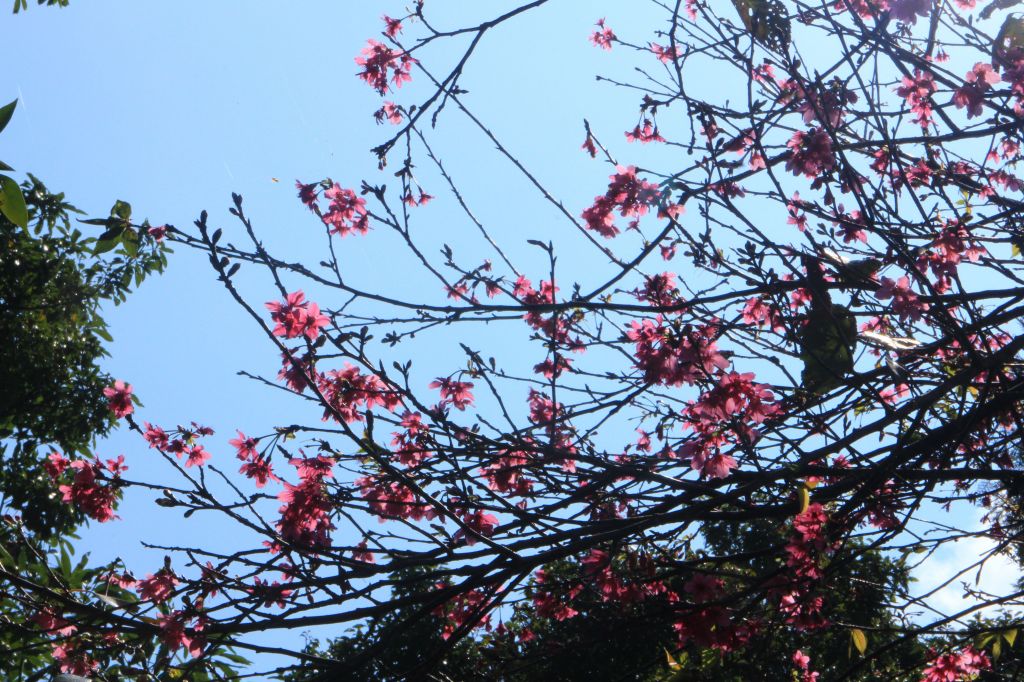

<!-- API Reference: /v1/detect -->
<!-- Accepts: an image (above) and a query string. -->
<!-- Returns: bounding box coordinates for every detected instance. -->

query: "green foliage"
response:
[0,97,171,679]
[730,0,791,53]
[799,303,857,394]
[291,521,922,682]
[0,174,168,537]
[11,0,69,13]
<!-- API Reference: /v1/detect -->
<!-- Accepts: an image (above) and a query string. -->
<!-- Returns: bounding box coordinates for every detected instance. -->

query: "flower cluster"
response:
[626,318,729,386]
[266,290,330,341]
[356,474,437,522]
[319,363,402,423]
[896,69,936,128]
[103,380,134,418]
[231,431,278,487]
[581,165,662,238]
[47,453,125,522]
[354,39,414,95]
[785,128,836,179]
[589,18,615,50]
[277,455,335,549]
[143,421,214,468]
[921,646,991,682]
[876,276,928,322]
[952,62,1000,118]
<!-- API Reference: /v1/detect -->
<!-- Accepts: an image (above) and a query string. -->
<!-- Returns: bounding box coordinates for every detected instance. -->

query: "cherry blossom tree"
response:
[13,1,1024,679]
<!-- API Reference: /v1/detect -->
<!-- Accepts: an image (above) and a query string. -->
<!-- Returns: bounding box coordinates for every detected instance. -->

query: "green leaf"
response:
[0,99,16,135]
[994,14,1024,64]
[110,199,132,221]
[797,484,810,514]
[730,0,790,52]
[93,236,121,254]
[121,227,140,257]
[0,174,29,227]
[799,304,857,394]
[0,159,14,171]
[1005,628,1018,647]
[95,592,137,610]
[850,628,868,655]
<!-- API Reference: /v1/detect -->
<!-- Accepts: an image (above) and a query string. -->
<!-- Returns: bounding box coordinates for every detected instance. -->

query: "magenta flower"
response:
[589,18,615,50]
[103,380,134,419]
[266,290,331,341]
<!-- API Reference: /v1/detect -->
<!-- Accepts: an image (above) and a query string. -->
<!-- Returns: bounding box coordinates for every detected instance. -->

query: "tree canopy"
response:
[7,1,1024,680]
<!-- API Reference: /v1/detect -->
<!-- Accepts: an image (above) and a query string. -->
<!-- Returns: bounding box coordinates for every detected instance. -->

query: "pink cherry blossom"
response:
[103,380,134,418]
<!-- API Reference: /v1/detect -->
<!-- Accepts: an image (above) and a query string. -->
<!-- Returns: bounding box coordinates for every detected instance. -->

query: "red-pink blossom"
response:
[921,646,991,682]
[58,458,121,522]
[355,39,414,95]
[430,377,475,410]
[266,290,331,341]
[786,128,836,179]
[589,18,615,50]
[137,569,179,604]
[374,101,403,125]
[952,62,1000,118]
[876,276,928,322]
[581,165,662,238]
[103,380,134,418]
[321,183,370,237]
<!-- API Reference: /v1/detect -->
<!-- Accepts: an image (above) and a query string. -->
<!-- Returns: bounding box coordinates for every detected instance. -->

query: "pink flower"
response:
[144,422,169,450]
[43,451,69,480]
[625,119,664,144]
[157,611,204,658]
[896,69,936,128]
[953,62,1000,118]
[137,570,179,604]
[876,276,928,322]
[296,180,318,208]
[318,363,402,423]
[321,183,370,237]
[32,607,77,637]
[684,573,724,602]
[353,539,375,563]
[58,459,121,522]
[742,297,785,332]
[147,224,168,241]
[230,431,259,460]
[382,14,402,38]
[103,380,134,418]
[589,18,615,50]
[277,475,334,549]
[889,0,931,24]
[786,128,835,179]
[185,444,211,468]
[266,290,331,341]
[921,646,991,682]
[355,39,415,95]
[374,101,403,125]
[430,377,475,410]
[240,456,278,488]
[454,509,500,545]
[650,42,682,63]
[581,166,662,238]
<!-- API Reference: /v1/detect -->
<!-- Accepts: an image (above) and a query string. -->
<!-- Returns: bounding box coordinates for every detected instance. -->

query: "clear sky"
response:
[4,0,1020,673]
